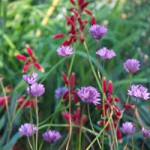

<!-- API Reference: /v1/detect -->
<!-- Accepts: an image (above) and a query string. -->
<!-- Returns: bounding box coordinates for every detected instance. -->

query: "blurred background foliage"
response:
[0,0,150,149]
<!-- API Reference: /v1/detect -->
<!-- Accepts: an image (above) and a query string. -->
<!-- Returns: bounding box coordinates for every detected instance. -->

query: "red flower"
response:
[97,78,122,118]
[62,72,79,104]
[17,95,38,108]
[15,45,44,72]
[0,96,11,107]
[62,107,86,126]
[53,0,93,45]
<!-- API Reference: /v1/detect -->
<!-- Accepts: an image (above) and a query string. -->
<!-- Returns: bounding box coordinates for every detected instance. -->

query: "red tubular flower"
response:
[102,77,107,93]
[53,34,65,38]
[17,95,38,108]
[0,96,11,106]
[91,16,96,25]
[62,107,86,126]
[15,45,44,72]
[62,72,79,104]
[54,0,93,45]
[108,80,113,95]
[123,104,134,109]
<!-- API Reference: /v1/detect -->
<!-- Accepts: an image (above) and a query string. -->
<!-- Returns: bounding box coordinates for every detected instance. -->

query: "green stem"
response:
[0,81,11,142]
[39,124,98,136]
[86,111,113,150]
[68,43,76,77]
[28,137,33,150]
[87,105,101,149]
[83,41,102,92]
[35,97,39,150]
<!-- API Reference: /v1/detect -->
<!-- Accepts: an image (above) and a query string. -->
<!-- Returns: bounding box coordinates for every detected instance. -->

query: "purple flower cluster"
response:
[77,86,101,105]
[57,46,73,57]
[120,122,136,135]
[128,84,150,100]
[27,83,45,97]
[23,72,45,97]
[55,87,68,99]
[42,130,61,143]
[142,127,150,138]
[23,72,37,85]
[19,124,61,143]
[124,59,140,74]
[89,25,108,40]
[96,47,116,60]
[19,123,37,136]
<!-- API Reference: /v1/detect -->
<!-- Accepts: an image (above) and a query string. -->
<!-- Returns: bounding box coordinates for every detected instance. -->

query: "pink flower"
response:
[124,59,140,74]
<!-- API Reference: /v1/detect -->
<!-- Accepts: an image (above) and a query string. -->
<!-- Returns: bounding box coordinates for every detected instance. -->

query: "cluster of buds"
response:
[62,107,86,128]
[15,45,44,72]
[97,77,122,140]
[53,0,95,45]
[97,77,122,118]
[62,72,79,104]
[17,95,38,109]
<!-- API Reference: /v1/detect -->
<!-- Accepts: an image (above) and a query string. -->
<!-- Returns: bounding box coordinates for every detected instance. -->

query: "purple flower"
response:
[27,83,45,97]
[128,85,150,100]
[89,25,108,40]
[77,86,101,105]
[55,87,68,99]
[120,122,136,135]
[23,72,37,85]
[142,127,150,138]
[42,130,61,143]
[124,59,140,74]
[56,46,73,57]
[19,123,37,137]
[96,47,116,60]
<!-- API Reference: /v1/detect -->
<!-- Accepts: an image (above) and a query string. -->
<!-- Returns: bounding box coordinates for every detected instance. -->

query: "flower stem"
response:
[142,138,146,150]
[123,136,129,150]
[83,41,102,92]
[66,85,72,150]
[87,105,101,149]
[35,97,39,150]
[28,137,33,150]
[86,111,113,150]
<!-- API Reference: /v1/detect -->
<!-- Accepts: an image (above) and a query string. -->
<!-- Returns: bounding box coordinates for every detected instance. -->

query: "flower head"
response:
[19,123,37,137]
[23,72,37,85]
[96,47,116,60]
[57,46,73,57]
[120,122,136,135]
[142,127,150,138]
[42,130,61,143]
[128,85,150,100]
[124,59,140,74]
[27,83,45,97]
[15,45,44,72]
[77,86,101,105]
[89,25,108,40]
[55,87,68,99]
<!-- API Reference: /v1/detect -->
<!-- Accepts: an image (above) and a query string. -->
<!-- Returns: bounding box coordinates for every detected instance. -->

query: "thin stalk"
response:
[86,111,113,150]
[142,138,146,150]
[68,43,76,77]
[65,84,72,150]
[30,105,35,150]
[0,81,11,142]
[87,105,101,149]
[28,137,33,150]
[35,97,39,150]
[58,134,69,150]
[123,136,129,150]
[83,41,102,92]
[83,131,95,150]
[39,124,98,136]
